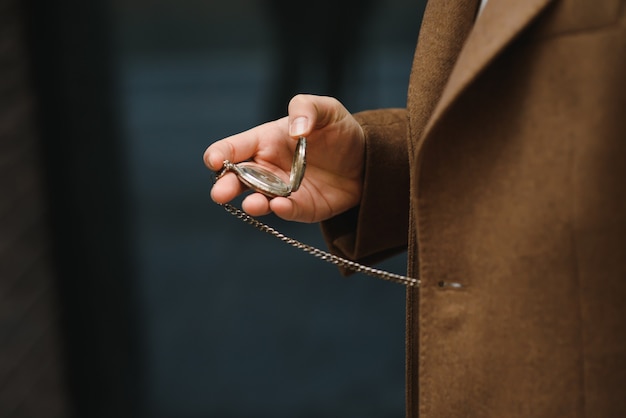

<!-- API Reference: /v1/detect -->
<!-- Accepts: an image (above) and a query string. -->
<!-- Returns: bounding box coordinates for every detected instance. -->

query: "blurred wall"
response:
[0,1,69,416]
[22,0,142,416]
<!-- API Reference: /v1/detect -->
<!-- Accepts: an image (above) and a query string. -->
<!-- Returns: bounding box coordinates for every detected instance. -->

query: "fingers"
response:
[241,193,273,216]
[211,171,282,217]
[210,172,246,204]
[212,173,274,217]
[269,197,299,221]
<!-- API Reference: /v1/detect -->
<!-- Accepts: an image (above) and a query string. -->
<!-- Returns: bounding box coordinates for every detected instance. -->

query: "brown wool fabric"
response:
[322,0,626,416]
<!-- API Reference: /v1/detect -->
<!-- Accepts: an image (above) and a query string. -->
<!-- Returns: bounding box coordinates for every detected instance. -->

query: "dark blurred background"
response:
[2,0,425,416]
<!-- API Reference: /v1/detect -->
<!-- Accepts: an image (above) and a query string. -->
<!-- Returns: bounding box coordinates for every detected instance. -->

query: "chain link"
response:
[219,203,420,287]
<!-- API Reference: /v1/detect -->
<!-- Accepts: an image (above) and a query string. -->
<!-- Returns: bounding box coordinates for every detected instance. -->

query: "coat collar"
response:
[420,0,556,140]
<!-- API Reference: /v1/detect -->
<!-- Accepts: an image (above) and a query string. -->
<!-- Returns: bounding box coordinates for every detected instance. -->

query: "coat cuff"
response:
[320,109,411,273]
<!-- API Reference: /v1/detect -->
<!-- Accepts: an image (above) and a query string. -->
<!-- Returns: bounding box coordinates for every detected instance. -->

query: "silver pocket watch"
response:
[217,136,306,198]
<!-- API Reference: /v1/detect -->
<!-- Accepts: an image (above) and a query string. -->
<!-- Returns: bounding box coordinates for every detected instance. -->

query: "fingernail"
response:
[289,116,308,137]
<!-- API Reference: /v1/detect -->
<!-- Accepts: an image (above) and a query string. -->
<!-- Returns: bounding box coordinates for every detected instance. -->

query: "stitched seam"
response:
[405,211,416,418]
[417,199,432,417]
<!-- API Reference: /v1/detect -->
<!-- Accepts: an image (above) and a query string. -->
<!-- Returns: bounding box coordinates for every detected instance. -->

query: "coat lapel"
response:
[420,0,556,141]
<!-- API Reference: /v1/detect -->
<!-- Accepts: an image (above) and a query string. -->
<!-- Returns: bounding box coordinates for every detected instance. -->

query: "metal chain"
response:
[219,202,420,287]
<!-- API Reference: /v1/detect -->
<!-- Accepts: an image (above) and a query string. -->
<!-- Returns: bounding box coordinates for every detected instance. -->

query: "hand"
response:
[204,94,365,223]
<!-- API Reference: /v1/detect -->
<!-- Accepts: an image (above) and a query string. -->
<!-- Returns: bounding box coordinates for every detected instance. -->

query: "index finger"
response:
[203,118,287,171]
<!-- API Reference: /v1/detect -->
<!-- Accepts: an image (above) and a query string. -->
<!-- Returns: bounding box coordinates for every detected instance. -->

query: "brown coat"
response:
[322,0,626,416]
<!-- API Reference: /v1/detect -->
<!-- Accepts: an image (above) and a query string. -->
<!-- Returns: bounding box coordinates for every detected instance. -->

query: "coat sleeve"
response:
[320,108,411,272]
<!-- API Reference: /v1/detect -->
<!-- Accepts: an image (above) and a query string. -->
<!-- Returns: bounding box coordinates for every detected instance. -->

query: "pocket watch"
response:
[217,136,306,198]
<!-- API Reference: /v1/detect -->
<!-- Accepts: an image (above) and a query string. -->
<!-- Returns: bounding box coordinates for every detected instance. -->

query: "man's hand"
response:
[204,94,365,223]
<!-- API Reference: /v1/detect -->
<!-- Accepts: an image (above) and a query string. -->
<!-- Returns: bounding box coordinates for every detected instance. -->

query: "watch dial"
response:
[236,163,291,197]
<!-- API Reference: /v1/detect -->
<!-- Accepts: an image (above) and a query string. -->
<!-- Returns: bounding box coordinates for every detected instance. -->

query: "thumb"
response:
[289,115,310,138]
[287,94,347,139]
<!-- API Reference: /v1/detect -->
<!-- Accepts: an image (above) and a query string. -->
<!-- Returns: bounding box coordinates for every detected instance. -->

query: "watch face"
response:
[234,163,291,197]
